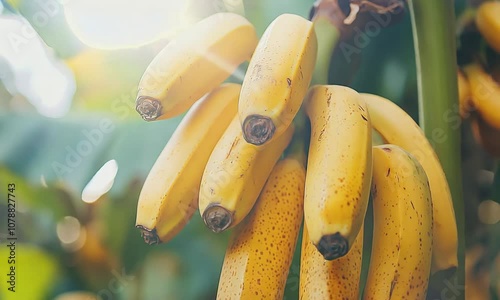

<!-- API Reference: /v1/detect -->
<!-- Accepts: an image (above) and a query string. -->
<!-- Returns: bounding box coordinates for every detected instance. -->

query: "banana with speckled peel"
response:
[136,13,257,121]
[362,93,457,276]
[304,85,372,261]
[300,223,364,299]
[199,116,294,233]
[216,142,305,299]
[135,84,240,244]
[238,13,317,146]
[364,144,433,299]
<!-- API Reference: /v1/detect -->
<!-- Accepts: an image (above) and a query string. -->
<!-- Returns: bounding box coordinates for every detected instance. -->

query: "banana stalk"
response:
[408,0,464,291]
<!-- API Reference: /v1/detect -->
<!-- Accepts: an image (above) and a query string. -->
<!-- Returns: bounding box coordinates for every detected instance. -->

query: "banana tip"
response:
[202,204,233,233]
[136,96,162,121]
[136,225,160,245]
[316,233,349,260]
[242,115,276,146]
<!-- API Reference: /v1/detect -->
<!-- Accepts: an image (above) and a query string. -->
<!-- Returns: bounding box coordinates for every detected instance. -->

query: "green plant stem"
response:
[311,16,341,85]
[408,0,464,295]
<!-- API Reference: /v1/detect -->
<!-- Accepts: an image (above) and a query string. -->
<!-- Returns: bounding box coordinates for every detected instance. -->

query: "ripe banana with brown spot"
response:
[361,93,458,276]
[198,116,294,233]
[304,85,372,261]
[216,145,305,299]
[136,13,257,121]
[463,63,500,130]
[364,144,433,299]
[300,223,363,299]
[238,13,317,146]
[135,84,240,244]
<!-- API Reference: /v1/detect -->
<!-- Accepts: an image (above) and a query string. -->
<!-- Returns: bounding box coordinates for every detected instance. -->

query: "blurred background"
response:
[0,0,498,299]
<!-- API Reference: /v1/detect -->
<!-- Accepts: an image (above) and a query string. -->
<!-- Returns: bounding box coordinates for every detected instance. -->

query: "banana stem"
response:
[408,0,465,295]
[312,16,341,85]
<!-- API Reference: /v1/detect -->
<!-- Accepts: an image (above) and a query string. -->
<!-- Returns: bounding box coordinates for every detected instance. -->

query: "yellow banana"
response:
[238,14,317,146]
[364,144,433,299]
[463,63,500,130]
[216,145,306,300]
[304,85,372,260]
[136,13,257,121]
[135,84,240,244]
[458,69,472,119]
[300,223,363,300]
[361,93,457,275]
[476,1,500,53]
[199,116,294,233]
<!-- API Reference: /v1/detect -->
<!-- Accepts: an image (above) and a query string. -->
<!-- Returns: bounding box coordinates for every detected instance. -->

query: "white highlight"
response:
[63,0,186,49]
[0,16,75,118]
[82,159,118,203]
[478,200,500,225]
[57,216,82,244]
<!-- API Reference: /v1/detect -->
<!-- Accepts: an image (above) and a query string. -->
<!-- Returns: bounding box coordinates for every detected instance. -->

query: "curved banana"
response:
[216,146,305,299]
[135,84,240,244]
[361,93,457,275]
[304,85,372,260]
[136,13,257,121]
[199,116,294,233]
[364,144,433,299]
[458,69,471,119]
[238,14,317,146]
[463,63,500,130]
[300,223,363,300]
[476,1,500,53]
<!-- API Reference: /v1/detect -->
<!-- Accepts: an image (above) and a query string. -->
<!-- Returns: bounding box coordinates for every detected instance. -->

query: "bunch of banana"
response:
[132,10,458,299]
[135,11,317,242]
[456,1,500,157]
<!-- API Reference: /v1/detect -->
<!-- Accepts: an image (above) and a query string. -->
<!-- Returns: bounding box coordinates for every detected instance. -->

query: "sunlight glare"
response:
[82,159,118,203]
[63,0,187,49]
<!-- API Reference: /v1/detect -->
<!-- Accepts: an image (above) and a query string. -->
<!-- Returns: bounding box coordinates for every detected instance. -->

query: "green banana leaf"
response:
[0,112,181,199]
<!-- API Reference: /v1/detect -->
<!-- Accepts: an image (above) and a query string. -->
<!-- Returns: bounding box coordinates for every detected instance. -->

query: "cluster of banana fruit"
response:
[134,12,458,299]
[458,1,500,157]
